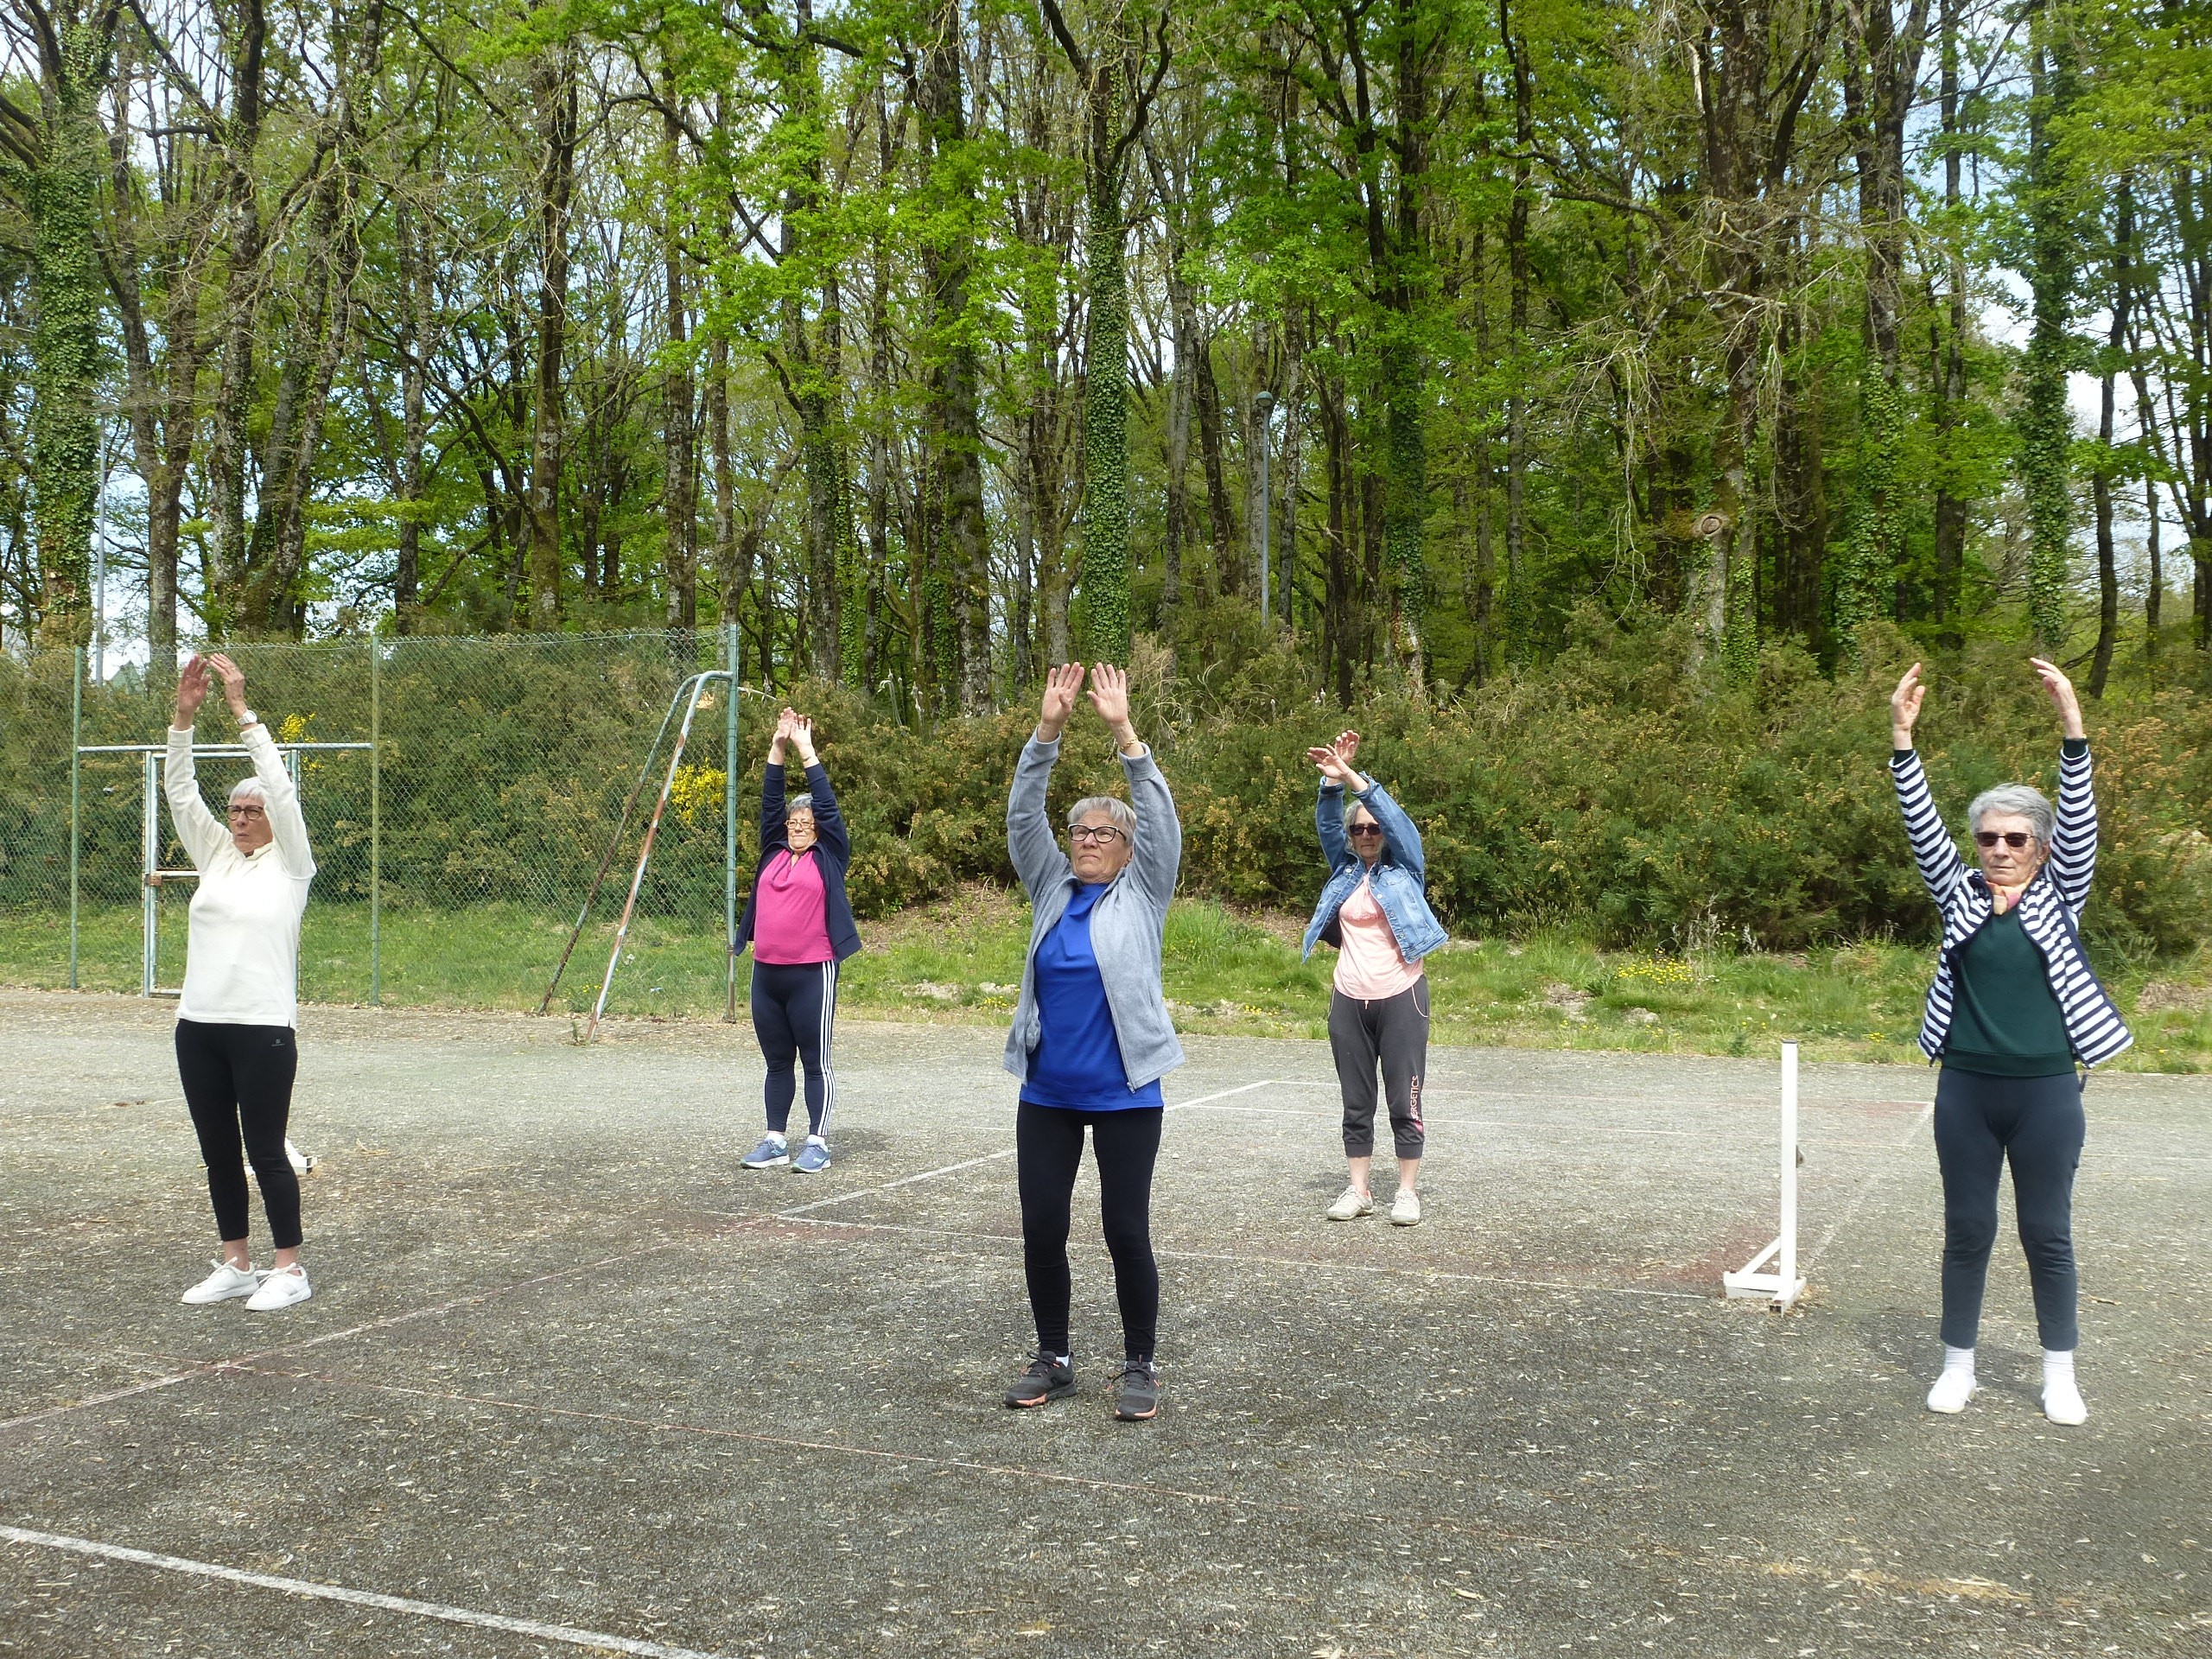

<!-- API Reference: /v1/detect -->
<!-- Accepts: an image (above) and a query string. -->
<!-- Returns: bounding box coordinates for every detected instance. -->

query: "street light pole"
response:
[1254,391,1275,625]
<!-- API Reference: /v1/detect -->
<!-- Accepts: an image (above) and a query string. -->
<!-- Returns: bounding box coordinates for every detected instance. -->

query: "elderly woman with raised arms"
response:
[1000,662,1182,1423]
[735,707,861,1175]
[164,654,320,1312]
[1891,658,2130,1426]
[1302,730,1448,1227]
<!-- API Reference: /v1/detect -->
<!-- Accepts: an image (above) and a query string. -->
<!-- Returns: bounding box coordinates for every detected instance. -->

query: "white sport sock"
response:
[763,1131,787,1148]
[2044,1349,2075,1386]
[806,1134,827,1147]
[1942,1344,1975,1376]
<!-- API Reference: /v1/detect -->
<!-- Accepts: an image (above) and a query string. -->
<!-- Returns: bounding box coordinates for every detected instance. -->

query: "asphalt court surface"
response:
[2,988,2207,1656]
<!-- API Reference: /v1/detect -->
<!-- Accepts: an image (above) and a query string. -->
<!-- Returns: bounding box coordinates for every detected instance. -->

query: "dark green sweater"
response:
[1945,906,2074,1077]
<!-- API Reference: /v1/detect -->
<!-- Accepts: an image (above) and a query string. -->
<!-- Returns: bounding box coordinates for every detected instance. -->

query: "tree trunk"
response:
[27,4,120,645]
[527,46,579,629]
[1931,0,1966,644]
[920,5,993,710]
[1502,0,1531,663]
[2020,38,2075,650]
[207,0,267,635]
[664,208,696,633]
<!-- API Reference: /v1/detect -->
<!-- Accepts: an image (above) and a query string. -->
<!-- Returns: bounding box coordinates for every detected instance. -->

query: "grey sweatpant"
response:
[1329,981,1428,1160]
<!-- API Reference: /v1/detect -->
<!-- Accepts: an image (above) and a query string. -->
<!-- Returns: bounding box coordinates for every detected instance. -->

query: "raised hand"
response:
[2029,658,2086,741]
[1890,663,1925,749]
[1086,662,1132,728]
[1037,661,1085,740]
[791,714,818,765]
[206,652,251,721]
[173,655,212,724]
[768,706,799,763]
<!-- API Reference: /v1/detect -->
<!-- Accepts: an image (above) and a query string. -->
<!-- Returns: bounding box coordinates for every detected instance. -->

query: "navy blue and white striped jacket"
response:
[1891,741,2132,1068]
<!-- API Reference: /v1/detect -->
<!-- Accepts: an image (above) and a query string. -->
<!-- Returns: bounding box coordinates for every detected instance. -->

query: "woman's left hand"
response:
[2030,658,2087,741]
[791,714,817,766]
[1087,663,1143,754]
[206,653,251,721]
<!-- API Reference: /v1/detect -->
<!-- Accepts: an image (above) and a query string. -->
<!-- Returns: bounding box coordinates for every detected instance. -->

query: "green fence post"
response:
[370,634,382,1006]
[724,619,740,1022]
[68,645,83,989]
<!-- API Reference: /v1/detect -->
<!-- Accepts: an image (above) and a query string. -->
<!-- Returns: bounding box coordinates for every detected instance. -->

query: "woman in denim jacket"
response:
[1301,731,1449,1226]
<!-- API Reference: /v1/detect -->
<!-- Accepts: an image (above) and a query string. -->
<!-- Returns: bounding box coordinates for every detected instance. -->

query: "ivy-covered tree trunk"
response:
[1045,0,1163,664]
[2019,35,2075,651]
[27,6,117,647]
[1078,52,1132,663]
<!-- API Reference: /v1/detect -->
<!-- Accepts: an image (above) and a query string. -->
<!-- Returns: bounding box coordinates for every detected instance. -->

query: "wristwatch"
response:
[236,707,259,728]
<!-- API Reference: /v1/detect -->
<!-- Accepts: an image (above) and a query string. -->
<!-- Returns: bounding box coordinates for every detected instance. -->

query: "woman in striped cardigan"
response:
[1890,658,2130,1427]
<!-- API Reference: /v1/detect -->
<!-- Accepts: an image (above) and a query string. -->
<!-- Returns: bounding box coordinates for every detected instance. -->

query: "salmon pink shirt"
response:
[1332,871,1424,1000]
[753,849,834,964]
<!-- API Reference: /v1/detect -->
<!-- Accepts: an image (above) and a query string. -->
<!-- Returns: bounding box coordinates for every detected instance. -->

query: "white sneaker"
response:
[181,1261,261,1305]
[1326,1185,1375,1221]
[2043,1377,2088,1426]
[244,1263,312,1312]
[1389,1188,1423,1227]
[1926,1367,1977,1414]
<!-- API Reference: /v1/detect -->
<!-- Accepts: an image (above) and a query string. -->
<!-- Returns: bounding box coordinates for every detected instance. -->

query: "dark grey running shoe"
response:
[1003,1351,1075,1409]
[1110,1360,1159,1421]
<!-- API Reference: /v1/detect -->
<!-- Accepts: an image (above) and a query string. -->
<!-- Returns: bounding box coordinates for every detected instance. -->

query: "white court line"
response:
[0,1525,736,1659]
[786,1213,1707,1301]
[0,1236,686,1436]
[768,1077,1284,1219]
[1804,1099,1936,1273]
[1,1083,1286,1434]
[1176,1106,1902,1159]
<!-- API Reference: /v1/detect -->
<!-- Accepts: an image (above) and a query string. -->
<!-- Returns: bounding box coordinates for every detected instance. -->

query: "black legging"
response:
[175,1019,301,1250]
[1934,1066,2084,1351]
[1016,1103,1162,1363]
[751,960,839,1137]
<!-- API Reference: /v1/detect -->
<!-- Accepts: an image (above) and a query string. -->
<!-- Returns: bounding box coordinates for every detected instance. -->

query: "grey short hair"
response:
[1066,796,1135,836]
[785,797,817,816]
[1967,784,2054,846]
[228,777,268,806]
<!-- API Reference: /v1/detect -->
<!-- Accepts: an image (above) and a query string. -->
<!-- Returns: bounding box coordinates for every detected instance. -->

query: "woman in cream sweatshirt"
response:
[163,653,319,1312]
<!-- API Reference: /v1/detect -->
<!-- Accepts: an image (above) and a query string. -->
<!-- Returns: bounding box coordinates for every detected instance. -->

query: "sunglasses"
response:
[1348,823,1384,838]
[1974,830,2033,849]
[1071,824,1128,846]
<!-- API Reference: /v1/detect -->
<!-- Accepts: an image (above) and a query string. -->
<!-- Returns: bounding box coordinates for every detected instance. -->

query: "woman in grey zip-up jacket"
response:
[1000,662,1182,1424]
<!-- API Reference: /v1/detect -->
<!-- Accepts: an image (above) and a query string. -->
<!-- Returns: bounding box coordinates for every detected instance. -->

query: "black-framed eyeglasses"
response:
[1974,830,2032,849]
[1347,823,1384,838]
[226,804,266,820]
[1070,824,1128,846]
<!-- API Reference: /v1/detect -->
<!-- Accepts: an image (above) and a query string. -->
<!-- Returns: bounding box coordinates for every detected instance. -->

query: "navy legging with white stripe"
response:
[751,960,839,1138]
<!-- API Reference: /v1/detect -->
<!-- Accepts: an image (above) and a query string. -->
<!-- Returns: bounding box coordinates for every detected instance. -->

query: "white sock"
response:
[764,1131,787,1148]
[2044,1349,2075,1389]
[806,1135,826,1147]
[1942,1344,1975,1376]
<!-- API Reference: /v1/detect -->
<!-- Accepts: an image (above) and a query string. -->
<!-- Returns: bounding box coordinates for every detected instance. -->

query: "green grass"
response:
[8,891,2209,1071]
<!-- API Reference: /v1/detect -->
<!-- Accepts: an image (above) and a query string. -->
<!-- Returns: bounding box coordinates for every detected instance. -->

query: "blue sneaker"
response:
[792,1139,831,1174]
[741,1135,790,1169]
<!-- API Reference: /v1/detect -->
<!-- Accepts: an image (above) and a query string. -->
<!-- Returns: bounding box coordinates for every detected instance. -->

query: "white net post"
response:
[1722,1039,1808,1308]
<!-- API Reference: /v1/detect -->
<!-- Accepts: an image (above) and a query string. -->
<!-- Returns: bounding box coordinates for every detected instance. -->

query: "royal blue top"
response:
[1019,881,1165,1113]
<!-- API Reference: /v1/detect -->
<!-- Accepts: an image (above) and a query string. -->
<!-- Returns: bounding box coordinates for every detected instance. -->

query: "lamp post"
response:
[1253,390,1275,625]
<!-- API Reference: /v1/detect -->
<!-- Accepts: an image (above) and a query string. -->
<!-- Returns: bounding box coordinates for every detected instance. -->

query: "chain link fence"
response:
[0,629,753,1020]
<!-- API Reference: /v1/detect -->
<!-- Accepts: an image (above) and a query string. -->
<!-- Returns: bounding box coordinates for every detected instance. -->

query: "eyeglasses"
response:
[1347,823,1384,838]
[226,804,265,821]
[1070,824,1128,846]
[1974,830,2033,849]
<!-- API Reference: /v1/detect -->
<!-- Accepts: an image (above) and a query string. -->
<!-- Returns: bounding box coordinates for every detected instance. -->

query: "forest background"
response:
[3,0,2210,1062]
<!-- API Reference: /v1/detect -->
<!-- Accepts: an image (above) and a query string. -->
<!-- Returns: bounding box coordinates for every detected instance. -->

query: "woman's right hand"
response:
[1037,662,1084,741]
[173,655,211,725]
[1306,728,1360,786]
[1890,663,1924,750]
[767,706,798,765]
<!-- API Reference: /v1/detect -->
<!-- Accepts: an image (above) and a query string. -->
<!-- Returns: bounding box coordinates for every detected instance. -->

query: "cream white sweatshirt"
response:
[164,722,316,1027]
